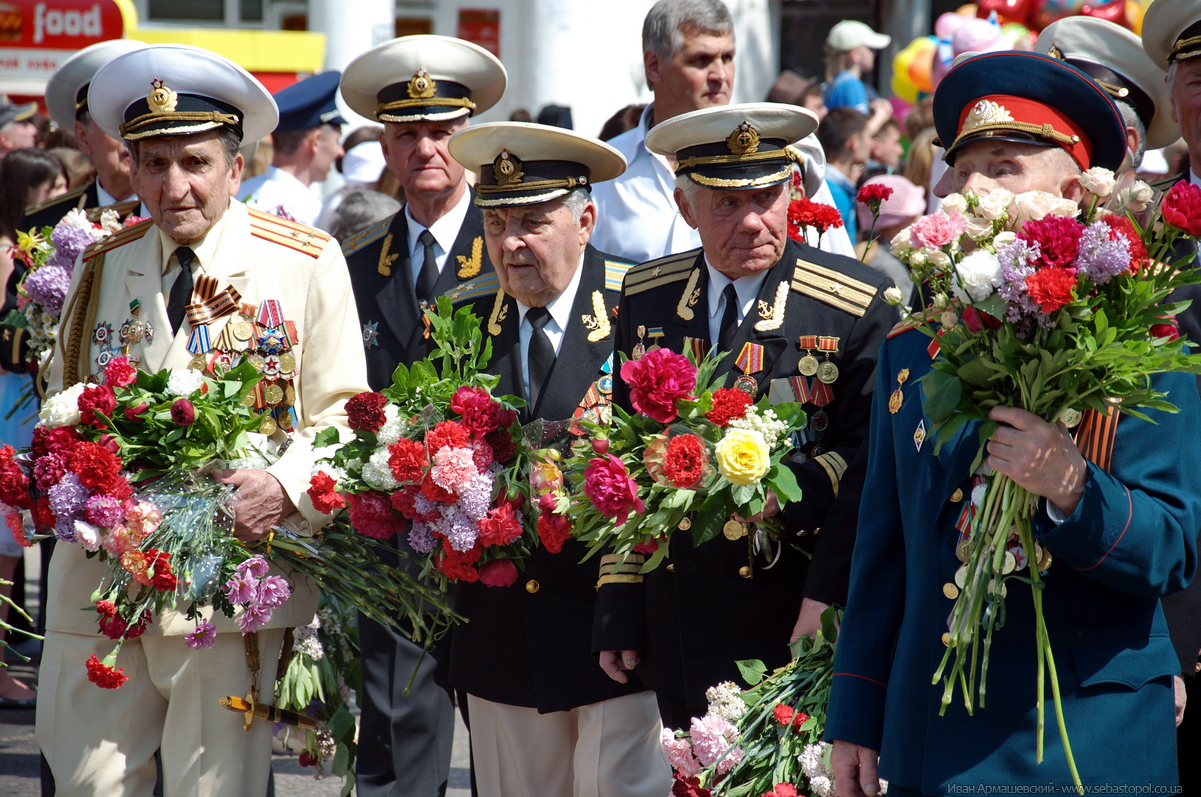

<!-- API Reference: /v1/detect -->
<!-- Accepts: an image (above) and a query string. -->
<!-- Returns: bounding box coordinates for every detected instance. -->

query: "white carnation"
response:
[39,383,86,428]
[1079,167,1116,199]
[976,189,1013,221]
[941,192,968,215]
[74,520,102,552]
[167,368,205,397]
[361,448,400,491]
[890,225,914,254]
[704,682,747,723]
[953,249,1003,302]
[375,404,405,447]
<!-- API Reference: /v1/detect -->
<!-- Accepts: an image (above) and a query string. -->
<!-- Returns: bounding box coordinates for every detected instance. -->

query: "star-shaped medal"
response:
[363,321,380,349]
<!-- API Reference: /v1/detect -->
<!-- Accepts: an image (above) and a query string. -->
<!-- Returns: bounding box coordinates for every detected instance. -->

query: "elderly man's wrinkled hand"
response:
[212,469,295,542]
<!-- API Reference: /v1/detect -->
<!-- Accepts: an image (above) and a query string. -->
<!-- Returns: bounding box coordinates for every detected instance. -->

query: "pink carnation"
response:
[909,211,966,251]
[689,714,742,773]
[619,348,696,423]
[430,447,479,495]
[124,501,161,539]
[583,455,645,526]
[661,728,702,777]
[101,526,135,557]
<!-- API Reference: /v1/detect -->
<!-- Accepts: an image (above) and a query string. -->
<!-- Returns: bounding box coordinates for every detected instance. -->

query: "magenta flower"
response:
[184,619,217,649]
[583,455,645,526]
[619,348,697,423]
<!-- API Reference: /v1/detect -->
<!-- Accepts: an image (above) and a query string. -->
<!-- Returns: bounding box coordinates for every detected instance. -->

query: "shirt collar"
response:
[157,198,233,273]
[515,251,586,330]
[406,187,472,251]
[705,256,770,319]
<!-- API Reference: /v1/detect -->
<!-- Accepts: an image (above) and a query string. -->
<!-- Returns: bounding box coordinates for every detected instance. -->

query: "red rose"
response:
[620,348,697,423]
[425,421,470,454]
[388,438,427,483]
[1018,215,1084,270]
[78,384,117,428]
[346,391,388,432]
[484,428,515,463]
[307,472,346,515]
[537,493,572,554]
[706,387,752,427]
[438,544,482,582]
[662,434,708,489]
[451,385,502,436]
[104,357,138,389]
[1152,319,1181,341]
[1101,215,1147,271]
[348,491,403,540]
[1162,181,1201,236]
[86,653,130,689]
[857,182,894,206]
[170,398,196,426]
[68,442,122,492]
[32,426,83,458]
[477,503,523,547]
[0,445,31,507]
[1025,267,1078,314]
[124,402,149,422]
[478,559,519,588]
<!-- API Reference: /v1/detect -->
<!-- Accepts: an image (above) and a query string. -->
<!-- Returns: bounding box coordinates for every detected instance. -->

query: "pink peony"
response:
[620,348,697,423]
[689,714,742,773]
[661,728,702,777]
[450,386,502,437]
[909,211,967,251]
[529,458,564,494]
[478,559,519,588]
[184,620,216,649]
[430,447,479,495]
[583,455,645,526]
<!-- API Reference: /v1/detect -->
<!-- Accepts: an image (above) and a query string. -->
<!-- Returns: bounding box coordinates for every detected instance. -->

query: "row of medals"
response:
[189,317,298,436]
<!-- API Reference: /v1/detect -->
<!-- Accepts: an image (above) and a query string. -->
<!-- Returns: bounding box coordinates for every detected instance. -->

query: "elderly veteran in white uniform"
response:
[35,44,368,797]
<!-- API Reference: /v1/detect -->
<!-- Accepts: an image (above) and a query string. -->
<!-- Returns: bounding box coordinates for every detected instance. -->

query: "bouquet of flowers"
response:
[1,356,452,689]
[561,348,805,571]
[308,298,546,590]
[662,609,883,797]
[886,170,1201,784]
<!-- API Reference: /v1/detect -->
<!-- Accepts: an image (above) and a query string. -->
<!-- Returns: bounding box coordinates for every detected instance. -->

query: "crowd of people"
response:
[0,0,1199,794]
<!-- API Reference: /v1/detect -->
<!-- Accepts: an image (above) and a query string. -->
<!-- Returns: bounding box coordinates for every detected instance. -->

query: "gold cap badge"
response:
[494,149,523,187]
[726,122,761,155]
[407,68,437,100]
[147,78,178,114]
[962,100,1014,135]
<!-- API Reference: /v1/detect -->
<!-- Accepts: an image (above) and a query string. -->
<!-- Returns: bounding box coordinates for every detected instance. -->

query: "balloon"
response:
[1081,0,1128,26]
[977,0,1033,24]
[932,39,955,88]
[936,11,970,38]
[952,17,1003,54]
[909,44,937,93]
[956,4,980,14]
[1126,0,1144,34]
[1031,0,1086,30]
[892,70,919,104]
[998,22,1034,49]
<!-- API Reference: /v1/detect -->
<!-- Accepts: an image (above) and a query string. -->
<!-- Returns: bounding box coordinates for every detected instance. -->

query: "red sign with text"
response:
[0,0,128,83]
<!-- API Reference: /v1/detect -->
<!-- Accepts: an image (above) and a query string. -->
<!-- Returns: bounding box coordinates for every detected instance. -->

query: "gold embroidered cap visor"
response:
[1035,17,1178,150]
[449,122,627,207]
[339,34,506,123]
[1141,0,1201,67]
[645,102,818,190]
[45,39,147,128]
[88,43,278,144]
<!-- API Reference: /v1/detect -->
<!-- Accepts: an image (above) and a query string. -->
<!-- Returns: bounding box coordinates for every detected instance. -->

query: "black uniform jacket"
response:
[445,244,650,713]
[343,198,492,392]
[592,238,898,720]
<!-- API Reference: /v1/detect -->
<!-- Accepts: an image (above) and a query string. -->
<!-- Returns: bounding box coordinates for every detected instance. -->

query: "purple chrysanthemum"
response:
[457,472,493,522]
[224,572,258,605]
[47,472,88,519]
[237,555,270,579]
[24,264,72,317]
[408,521,437,553]
[237,603,274,634]
[1075,221,1131,285]
[255,575,291,608]
[184,619,217,649]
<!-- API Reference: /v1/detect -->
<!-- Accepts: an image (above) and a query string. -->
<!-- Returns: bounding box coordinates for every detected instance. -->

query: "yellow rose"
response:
[715,429,770,486]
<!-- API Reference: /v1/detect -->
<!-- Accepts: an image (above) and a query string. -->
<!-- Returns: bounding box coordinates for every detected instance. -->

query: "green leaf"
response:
[922,371,962,424]
[736,658,769,687]
[312,426,340,449]
[766,464,803,504]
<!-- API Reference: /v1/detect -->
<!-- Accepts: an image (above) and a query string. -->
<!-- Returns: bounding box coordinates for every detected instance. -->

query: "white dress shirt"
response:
[705,259,770,349]
[515,255,585,400]
[96,181,147,218]
[405,189,472,289]
[590,104,856,264]
[240,166,325,229]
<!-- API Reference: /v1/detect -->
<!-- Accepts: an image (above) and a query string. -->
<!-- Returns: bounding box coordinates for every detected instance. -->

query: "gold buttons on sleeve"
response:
[525,580,540,594]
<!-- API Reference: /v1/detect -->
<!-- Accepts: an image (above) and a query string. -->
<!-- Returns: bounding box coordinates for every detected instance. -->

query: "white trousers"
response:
[36,627,285,797]
[467,690,672,797]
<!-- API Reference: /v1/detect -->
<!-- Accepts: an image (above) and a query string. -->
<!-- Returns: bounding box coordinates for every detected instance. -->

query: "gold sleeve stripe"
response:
[248,208,334,242]
[341,217,393,255]
[598,574,644,587]
[623,251,697,286]
[82,219,153,260]
[605,260,634,293]
[813,451,848,496]
[249,225,326,258]
[599,562,644,576]
[24,184,88,216]
[791,258,876,318]
[626,269,696,296]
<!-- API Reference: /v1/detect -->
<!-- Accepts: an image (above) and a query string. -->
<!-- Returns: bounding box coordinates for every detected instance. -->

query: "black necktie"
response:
[167,246,195,333]
[526,306,554,409]
[416,229,439,302]
[718,283,740,352]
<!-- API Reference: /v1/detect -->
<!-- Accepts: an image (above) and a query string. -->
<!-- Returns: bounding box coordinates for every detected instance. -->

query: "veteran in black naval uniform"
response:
[337,35,506,797]
[593,103,899,729]
[442,122,671,797]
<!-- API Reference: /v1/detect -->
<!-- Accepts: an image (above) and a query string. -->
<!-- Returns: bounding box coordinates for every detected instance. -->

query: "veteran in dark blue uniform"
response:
[337,35,506,797]
[828,52,1201,796]
[442,122,670,796]
[591,103,899,729]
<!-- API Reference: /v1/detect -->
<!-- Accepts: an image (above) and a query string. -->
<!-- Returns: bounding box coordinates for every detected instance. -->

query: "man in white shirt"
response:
[240,71,346,228]
[590,0,855,263]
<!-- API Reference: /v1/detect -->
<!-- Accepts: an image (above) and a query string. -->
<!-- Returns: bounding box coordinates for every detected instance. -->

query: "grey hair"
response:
[126,124,243,168]
[329,189,402,242]
[1168,61,1178,96]
[642,0,734,60]
[1116,102,1147,170]
[674,174,702,210]
[560,187,595,221]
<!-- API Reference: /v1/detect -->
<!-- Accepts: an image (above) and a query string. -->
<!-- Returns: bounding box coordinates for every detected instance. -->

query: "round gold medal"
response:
[677,517,692,531]
[723,519,748,540]
[259,414,277,435]
[279,353,296,373]
[942,583,959,600]
[278,412,294,431]
[888,388,904,414]
[241,393,256,408]
[285,385,296,405]
[956,540,971,564]
[264,384,284,406]
[233,321,254,341]
[798,354,819,376]
[188,356,208,372]
[1058,408,1082,428]
[816,360,839,384]
[734,374,758,398]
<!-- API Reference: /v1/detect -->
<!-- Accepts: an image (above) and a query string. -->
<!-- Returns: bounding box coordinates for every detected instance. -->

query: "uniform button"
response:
[677,518,691,531]
[525,580,540,594]
[942,583,959,600]
[950,488,964,503]
[665,564,675,572]
[738,566,752,579]
[941,632,950,646]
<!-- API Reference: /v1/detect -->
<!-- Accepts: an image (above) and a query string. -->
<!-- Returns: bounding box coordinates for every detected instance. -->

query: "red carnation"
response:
[420,471,456,504]
[1163,181,1201,236]
[1025,267,1078,314]
[348,491,403,540]
[477,503,523,547]
[388,438,427,483]
[346,391,389,432]
[484,428,516,463]
[149,551,177,591]
[857,182,894,206]
[424,421,470,454]
[68,442,122,492]
[536,493,572,554]
[787,197,844,241]
[103,356,137,389]
[478,559,519,588]
[706,387,753,427]
[5,512,29,549]
[672,773,713,797]
[33,496,55,533]
[86,653,130,689]
[0,446,31,508]
[438,544,482,582]
[32,425,83,458]
[761,785,798,797]
[170,398,196,426]
[78,384,117,428]
[307,472,346,515]
[451,385,502,437]
[1019,215,1084,270]
[390,484,437,522]
[662,434,708,489]
[772,703,796,725]
[620,348,697,423]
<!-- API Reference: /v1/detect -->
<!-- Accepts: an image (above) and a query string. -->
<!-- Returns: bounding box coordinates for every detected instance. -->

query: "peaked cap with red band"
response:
[933,50,1126,172]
